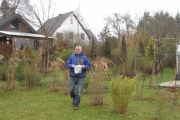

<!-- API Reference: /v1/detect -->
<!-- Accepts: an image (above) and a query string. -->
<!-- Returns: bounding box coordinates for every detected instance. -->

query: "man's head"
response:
[75,46,82,54]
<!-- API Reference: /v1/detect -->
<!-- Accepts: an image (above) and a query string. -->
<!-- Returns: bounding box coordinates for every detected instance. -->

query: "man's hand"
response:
[72,64,75,68]
[82,65,85,69]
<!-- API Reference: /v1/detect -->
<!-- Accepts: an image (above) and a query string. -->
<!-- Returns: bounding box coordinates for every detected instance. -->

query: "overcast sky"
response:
[31,0,180,36]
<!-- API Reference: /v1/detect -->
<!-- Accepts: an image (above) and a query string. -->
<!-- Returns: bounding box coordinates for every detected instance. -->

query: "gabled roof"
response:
[85,29,98,44]
[0,14,36,33]
[37,11,91,39]
[37,11,72,36]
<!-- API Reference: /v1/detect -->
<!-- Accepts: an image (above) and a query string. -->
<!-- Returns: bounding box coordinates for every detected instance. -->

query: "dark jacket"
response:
[66,52,90,78]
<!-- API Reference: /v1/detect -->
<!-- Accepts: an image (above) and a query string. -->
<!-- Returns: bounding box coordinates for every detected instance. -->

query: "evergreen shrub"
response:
[60,49,73,61]
[16,62,25,82]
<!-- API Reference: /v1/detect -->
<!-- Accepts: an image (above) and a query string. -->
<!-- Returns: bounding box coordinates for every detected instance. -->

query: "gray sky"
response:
[31,0,180,36]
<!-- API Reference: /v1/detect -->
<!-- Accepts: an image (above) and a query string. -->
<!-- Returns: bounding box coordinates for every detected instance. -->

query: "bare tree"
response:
[26,0,58,36]
[104,13,122,40]
[74,9,89,29]
[0,0,30,18]
[121,13,135,40]
[24,0,59,74]
[0,0,11,18]
[99,24,111,43]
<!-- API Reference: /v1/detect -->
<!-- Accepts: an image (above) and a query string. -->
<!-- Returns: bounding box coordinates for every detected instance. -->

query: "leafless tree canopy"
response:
[0,0,30,18]
[74,8,89,29]
[104,12,135,40]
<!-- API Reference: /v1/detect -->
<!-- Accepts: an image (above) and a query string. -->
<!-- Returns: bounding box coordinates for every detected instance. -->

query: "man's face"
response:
[75,46,82,54]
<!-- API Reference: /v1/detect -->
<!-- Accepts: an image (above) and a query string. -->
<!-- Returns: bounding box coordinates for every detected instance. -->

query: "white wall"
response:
[53,13,90,44]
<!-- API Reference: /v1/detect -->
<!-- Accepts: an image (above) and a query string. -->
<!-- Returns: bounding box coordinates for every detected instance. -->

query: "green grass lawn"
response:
[1,68,180,120]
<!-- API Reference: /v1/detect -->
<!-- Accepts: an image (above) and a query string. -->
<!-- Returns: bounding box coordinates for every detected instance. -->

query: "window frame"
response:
[10,20,19,30]
[70,19,73,24]
[81,33,85,40]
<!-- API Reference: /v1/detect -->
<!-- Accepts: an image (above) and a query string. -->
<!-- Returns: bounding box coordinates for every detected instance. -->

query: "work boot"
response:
[74,106,78,110]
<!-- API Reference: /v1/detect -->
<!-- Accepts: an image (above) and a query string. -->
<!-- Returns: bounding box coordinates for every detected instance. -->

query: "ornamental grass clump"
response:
[25,66,36,89]
[47,58,69,94]
[89,58,115,106]
[110,75,136,115]
[6,58,16,90]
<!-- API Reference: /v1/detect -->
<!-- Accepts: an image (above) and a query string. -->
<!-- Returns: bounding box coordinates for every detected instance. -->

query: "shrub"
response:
[143,61,154,75]
[47,69,61,92]
[111,48,120,65]
[0,60,7,81]
[110,75,136,114]
[25,68,36,89]
[119,48,136,77]
[16,62,25,82]
[59,49,73,61]
[24,65,42,89]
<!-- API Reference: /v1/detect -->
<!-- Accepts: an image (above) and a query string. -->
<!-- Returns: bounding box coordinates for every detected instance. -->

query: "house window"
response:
[69,32,73,39]
[34,40,39,50]
[81,33,85,40]
[71,19,73,24]
[10,20,19,30]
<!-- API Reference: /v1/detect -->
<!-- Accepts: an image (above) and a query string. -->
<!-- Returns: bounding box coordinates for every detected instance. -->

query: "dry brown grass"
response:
[47,58,69,94]
[89,57,116,106]
[6,54,21,90]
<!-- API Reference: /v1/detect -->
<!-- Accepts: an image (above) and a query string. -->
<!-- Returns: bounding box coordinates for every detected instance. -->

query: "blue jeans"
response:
[69,77,84,107]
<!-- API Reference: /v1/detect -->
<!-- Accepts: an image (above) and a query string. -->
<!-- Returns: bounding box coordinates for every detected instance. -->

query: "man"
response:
[66,46,91,110]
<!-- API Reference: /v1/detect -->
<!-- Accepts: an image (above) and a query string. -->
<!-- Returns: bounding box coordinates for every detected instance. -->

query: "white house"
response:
[37,11,98,45]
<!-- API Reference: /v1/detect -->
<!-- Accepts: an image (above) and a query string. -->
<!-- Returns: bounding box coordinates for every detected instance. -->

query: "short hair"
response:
[75,46,82,50]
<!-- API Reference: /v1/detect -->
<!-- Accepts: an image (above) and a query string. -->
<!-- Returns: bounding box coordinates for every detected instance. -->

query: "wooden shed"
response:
[0,14,54,56]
